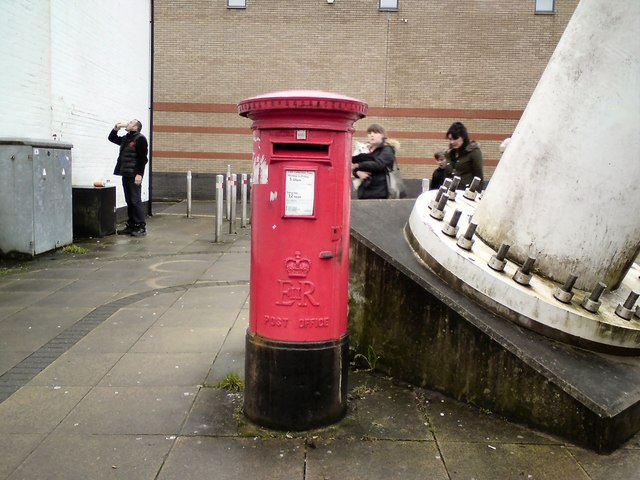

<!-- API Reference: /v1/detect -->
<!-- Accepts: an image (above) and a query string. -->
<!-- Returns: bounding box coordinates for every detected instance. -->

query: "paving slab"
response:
[0,351,31,376]
[97,352,215,387]
[439,442,589,480]
[568,443,640,480]
[0,277,75,293]
[174,283,250,310]
[0,291,52,309]
[129,324,230,354]
[30,289,120,308]
[155,305,240,329]
[204,309,248,385]
[346,375,431,441]
[0,433,45,478]
[6,433,173,480]
[0,386,90,434]
[0,307,23,322]
[29,352,123,386]
[70,316,159,354]
[0,306,93,352]
[56,386,198,435]
[180,387,244,436]
[157,437,305,480]
[305,438,447,480]
[418,388,558,445]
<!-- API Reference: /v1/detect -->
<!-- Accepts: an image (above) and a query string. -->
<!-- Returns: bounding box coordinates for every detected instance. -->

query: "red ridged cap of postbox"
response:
[238,90,368,119]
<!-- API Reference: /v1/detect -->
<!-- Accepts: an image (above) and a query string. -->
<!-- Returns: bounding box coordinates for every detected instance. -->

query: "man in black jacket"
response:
[108,119,148,236]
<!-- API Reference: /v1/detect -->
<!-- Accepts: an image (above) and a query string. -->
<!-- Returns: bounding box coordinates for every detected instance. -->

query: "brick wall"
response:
[152,0,578,197]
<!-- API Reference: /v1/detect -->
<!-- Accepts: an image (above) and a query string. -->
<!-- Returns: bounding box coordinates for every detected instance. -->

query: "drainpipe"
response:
[147,0,155,216]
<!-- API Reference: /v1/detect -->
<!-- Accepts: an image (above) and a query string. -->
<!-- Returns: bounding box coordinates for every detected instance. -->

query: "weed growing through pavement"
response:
[352,345,382,372]
[0,264,29,277]
[62,244,89,255]
[350,384,380,399]
[214,372,244,392]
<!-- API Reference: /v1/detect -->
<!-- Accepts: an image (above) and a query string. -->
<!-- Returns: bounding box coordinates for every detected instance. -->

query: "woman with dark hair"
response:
[352,123,399,199]
[446,122,483,190]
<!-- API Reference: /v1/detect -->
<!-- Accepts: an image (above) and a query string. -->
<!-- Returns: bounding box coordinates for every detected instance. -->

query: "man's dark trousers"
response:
[122,176,145,226]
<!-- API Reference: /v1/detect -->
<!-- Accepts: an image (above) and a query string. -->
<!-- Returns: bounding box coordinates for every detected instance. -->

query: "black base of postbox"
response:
[243,332,349,431]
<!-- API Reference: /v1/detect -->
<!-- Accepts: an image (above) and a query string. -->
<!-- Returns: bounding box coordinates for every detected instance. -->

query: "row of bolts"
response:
[186,168,250,243]
[428,176,640,321]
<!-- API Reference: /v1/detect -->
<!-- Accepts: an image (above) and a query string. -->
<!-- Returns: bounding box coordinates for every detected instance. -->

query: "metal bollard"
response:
[241,173,248,228]
[225,164,232,220]
[229,173,237,234]
[186,170,192,218]
[215,174,224,242]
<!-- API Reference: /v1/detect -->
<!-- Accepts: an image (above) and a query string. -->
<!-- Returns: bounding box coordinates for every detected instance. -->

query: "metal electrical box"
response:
[0,138,73,256]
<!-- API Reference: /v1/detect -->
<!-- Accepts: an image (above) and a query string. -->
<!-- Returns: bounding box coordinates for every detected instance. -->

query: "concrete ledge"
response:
[348,199,640,452]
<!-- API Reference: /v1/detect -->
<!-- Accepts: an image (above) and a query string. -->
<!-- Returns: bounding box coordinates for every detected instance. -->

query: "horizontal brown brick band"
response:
[154,102,238,113]
[152,150,499,167]
[367,107,522,120]
[154,102,523,121]
[152,125,508,142]
[153,150,250,160]
[154,125,250,134]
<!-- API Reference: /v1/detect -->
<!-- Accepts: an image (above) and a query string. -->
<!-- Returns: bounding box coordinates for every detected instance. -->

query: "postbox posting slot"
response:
[272,142,330,161]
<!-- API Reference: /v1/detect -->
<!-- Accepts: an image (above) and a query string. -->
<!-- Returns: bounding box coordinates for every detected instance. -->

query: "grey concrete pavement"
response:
[0,201,638,479]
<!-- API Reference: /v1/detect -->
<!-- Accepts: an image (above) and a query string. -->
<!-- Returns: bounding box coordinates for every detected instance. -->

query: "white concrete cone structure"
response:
[474,0,640,291]
[406,0,640,354]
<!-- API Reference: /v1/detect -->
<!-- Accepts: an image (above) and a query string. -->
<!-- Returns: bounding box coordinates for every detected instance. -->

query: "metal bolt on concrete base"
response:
[442,209,462,237]
[615,291,639,320]
[448,176,461,201]
[429,193,448,220]
[513,256,536,286]
[582,282,607,314]
[554,274,578,303]
[488,242,511,272]
[429,186,447,210]
[456,221,477,251]
[463,177,482,201]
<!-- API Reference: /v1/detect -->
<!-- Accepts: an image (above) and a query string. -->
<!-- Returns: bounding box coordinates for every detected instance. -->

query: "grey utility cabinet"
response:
[0,138,73,256]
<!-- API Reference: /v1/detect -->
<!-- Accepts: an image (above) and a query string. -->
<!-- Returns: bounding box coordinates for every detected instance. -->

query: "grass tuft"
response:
[214,372,244,392]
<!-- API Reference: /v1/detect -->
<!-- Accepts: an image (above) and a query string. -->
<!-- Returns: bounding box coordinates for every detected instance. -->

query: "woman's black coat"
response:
[352,142,396,199]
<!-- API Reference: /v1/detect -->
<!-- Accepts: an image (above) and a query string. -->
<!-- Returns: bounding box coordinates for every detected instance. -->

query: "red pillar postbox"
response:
[238,91,367,430]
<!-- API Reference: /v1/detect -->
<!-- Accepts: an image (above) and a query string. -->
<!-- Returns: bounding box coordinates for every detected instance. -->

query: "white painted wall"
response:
[0,0,151,208]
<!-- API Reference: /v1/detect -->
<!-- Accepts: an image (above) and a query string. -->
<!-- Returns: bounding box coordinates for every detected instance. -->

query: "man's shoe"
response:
[130,227,146,237]
[117,223,134,235]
